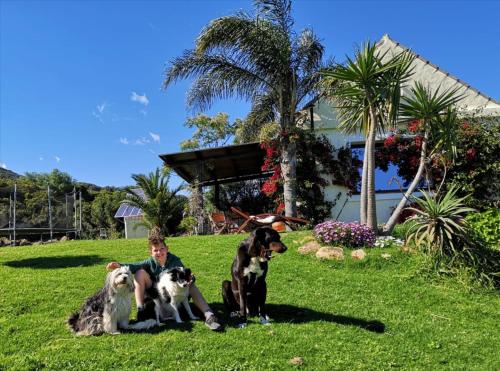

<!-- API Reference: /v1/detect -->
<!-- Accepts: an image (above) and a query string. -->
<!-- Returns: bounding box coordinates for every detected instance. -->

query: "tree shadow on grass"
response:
[210,302,385,333]
[3,255,104,269]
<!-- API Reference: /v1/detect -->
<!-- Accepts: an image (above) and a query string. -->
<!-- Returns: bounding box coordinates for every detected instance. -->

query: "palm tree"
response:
[382,82,463,234]
[321,42,414,230]
[163,0,331,217]
[124,168,185,236]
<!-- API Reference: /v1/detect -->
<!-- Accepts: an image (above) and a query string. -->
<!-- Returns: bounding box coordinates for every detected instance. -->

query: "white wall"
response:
[124,217,148,239]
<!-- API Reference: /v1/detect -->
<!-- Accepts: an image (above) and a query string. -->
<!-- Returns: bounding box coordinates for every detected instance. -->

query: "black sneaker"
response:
[136,307,148,322]
[205,314,222,331]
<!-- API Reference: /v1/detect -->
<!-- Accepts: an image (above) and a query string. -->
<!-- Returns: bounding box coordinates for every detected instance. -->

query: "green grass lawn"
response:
[1,232,499,370]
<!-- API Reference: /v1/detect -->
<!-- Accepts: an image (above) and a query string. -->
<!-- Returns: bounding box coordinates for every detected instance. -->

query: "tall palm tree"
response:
[321,42,414,230]
[163,0,331,217]
[382,83,463,234]
[124,168,185,236]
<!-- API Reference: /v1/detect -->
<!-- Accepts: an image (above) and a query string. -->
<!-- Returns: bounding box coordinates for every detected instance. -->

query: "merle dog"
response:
[222,227,287,328]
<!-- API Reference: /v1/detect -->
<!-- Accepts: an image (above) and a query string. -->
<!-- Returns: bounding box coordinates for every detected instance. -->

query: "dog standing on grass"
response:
[222,227,287,328]
[68,266,156,335]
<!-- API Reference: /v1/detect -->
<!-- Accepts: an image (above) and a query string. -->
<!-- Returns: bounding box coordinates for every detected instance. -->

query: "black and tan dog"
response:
[222,227,287,328]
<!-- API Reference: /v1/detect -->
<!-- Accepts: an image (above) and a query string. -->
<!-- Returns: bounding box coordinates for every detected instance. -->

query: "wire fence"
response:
[0,184,82,245]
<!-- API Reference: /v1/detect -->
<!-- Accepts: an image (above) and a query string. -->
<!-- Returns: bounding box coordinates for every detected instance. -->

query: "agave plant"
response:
[404,186,475,258]
[124,167,185,236]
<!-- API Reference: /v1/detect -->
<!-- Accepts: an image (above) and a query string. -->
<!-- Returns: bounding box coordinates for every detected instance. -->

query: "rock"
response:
[289,357,304,366]
[32,241,43,246]
[19,239,31,246]
[60,236,69,242]
[299,235,315,244]
[351,249,366,260]
[381,253,391,260]
[298,241,321,255]
[0,237,10,246]
[316,247,344,260]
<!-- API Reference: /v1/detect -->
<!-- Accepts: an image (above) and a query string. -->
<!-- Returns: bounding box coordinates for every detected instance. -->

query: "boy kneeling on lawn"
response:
[106,228,222,331]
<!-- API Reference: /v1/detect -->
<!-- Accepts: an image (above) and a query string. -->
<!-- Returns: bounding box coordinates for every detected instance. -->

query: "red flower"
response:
[466,148,476,160]
[414,135,423,150]
[384,135,396,147]
[408,120,422,133]
[461,122,470,130]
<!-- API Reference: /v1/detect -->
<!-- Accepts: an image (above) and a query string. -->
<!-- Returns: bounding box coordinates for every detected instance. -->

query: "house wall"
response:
[312,99,415,224]
[124,217,148,239]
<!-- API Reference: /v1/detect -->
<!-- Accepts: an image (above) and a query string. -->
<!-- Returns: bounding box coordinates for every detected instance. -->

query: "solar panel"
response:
[114,204,129,218]
[114,203,144,218]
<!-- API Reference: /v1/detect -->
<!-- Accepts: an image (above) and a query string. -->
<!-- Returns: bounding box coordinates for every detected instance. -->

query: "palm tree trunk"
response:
[359,143,368,224]
[382,130,428,234]
[281,140,298,217]
[366,107,378,231]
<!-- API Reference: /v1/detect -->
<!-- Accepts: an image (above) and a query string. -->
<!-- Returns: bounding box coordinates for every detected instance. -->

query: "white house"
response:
[311,35,500,223]
[114,189,149,239]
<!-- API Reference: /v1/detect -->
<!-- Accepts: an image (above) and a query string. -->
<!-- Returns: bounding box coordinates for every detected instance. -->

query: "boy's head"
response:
[148,227,168,261]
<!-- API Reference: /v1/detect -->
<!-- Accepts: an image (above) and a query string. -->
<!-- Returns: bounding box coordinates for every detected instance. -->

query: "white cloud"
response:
[92,110,104,123]
[97,102,107,114]
[134,137,150,146]
[149,132,160,143]
[54,156,61,163]
[0,163,6,169]
[119,137,129,145]
[140,109,147,116]
[39,157,44,161]
[149,149,157,155]
[131,92,149,106]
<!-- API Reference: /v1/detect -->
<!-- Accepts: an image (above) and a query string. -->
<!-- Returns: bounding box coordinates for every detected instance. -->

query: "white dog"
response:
[68,266,156,335]
[153,267,199,324]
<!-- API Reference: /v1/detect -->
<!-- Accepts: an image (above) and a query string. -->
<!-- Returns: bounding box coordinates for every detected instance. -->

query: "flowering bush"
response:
[313,221,376,248]
[374,236,404,249]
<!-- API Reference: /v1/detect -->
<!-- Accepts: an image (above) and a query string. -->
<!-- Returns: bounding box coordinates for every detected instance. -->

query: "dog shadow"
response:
[209,303,385,333]
[3,255,104,269]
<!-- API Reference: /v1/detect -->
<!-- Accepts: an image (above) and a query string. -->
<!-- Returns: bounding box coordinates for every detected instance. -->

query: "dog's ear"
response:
[248,229,263,257]
[124,267,135,292]
[168,268,179,282]
[184,268,191,277]
[104,270,117,295]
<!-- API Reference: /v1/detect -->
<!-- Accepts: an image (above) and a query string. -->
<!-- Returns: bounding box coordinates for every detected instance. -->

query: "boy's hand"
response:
[106,262,121,270]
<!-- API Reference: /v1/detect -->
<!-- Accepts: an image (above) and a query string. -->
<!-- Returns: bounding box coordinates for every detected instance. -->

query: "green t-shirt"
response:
[122,253,184,282]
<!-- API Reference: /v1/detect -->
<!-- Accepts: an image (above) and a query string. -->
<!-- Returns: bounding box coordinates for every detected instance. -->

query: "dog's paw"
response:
[230,311,240,318]
[259,316,271,325]
[110,331,121,335]
[175,320,184,324]
[189,316,200,321]
[237,322,247,329]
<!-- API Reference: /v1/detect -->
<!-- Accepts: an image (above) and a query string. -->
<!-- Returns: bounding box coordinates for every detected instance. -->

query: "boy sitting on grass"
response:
[106,228,222,331]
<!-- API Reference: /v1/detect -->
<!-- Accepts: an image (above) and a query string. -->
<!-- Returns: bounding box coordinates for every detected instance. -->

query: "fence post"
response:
[12,184,16,246]
[79,190,82,236]
[48,185,53,241]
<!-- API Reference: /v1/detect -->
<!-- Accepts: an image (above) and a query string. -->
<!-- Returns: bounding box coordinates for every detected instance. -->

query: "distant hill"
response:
[0,168,20,179]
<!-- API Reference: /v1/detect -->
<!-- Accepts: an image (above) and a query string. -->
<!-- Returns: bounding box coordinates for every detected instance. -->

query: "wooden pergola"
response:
[159,142,272,232]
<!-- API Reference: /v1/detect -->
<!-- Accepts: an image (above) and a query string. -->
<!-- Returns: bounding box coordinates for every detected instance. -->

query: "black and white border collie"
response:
[153,267,199,324]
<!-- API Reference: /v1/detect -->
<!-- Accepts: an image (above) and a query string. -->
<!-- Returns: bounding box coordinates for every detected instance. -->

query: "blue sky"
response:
[1,0,499,188]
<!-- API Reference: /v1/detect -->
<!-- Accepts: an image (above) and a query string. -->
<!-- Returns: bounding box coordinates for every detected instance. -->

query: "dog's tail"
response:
[67,312,80,333]
[123,319,157,331]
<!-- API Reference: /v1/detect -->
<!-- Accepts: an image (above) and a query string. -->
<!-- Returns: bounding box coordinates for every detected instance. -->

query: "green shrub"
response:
[466,209,500,249]
[392,220,417,241]
[405,187,499,289]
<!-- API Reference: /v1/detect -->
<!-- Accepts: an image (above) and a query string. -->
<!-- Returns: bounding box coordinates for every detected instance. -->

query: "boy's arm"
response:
[106,258,151,273]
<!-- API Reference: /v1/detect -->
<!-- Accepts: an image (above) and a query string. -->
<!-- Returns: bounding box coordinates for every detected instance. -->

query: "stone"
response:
[351,249,366,260]
[289,357,304,366]
[298,241,321,255]
[316,246,344,260]
[19,239,31,246]
[60,236,69,242]
[0,237,10,246]
[381,253,391,260]
[299,235,315,244]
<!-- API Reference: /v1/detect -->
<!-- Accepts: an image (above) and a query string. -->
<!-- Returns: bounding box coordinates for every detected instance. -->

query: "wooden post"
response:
[214,182,220,210]
[48,186,53,241]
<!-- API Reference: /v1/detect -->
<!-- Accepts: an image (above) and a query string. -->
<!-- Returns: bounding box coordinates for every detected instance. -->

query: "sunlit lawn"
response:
[0,232,499,370]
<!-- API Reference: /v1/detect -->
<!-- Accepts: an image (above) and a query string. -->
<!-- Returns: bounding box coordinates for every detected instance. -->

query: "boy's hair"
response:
[148,227,166,247]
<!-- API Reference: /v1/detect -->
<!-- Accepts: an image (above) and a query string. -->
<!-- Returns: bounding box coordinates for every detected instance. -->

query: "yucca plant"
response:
[404,187,499,288]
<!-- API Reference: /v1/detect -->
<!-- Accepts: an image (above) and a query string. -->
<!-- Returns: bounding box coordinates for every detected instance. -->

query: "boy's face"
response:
[150,243,168,264]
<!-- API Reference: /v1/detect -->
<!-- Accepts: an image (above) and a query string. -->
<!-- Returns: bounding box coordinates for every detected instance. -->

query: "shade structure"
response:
[159,142,272,186]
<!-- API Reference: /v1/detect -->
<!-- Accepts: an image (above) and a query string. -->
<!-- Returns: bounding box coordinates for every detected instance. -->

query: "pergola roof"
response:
[159,142,272,187]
